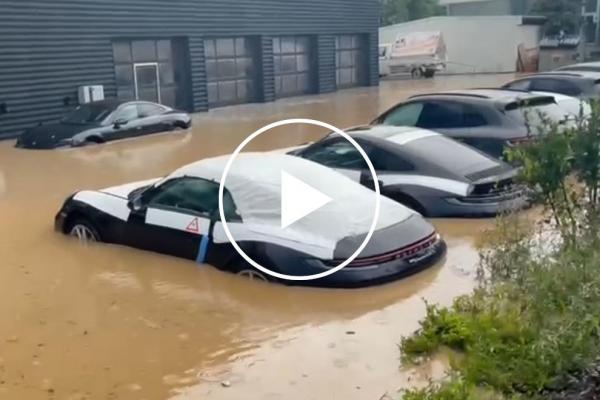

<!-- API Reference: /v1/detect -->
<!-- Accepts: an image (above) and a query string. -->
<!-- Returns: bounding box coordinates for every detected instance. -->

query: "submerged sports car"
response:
[55,153,446,288]
[16,100,191,149]
[293,126,528,217]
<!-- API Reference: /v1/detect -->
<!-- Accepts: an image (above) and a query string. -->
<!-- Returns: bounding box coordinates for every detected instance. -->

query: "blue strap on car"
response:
[196,235,210,264]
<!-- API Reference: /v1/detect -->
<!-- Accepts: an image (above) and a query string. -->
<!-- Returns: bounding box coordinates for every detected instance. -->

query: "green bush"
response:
[400,101,600,399]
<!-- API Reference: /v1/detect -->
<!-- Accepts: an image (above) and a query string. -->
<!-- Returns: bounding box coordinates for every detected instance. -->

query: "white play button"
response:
[281,170,332,229]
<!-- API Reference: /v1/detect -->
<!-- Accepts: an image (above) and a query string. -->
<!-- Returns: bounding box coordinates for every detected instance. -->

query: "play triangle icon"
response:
[281,170,332,229]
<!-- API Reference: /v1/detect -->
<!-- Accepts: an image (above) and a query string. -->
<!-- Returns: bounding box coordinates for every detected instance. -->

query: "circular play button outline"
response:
[218,118,381,282]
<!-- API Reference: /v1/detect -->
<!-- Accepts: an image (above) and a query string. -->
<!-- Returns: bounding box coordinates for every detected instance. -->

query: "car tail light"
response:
[326,232,441,268]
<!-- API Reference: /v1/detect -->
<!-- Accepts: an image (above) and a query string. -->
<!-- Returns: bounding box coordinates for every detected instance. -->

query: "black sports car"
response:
[16,100,191,149]
[293,126,528,217]
[55,153,446,288]
[371,89,573,159]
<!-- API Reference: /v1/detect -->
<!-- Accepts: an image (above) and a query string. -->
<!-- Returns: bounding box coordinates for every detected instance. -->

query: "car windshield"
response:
[62,103,113,124]
[400,135,500,176]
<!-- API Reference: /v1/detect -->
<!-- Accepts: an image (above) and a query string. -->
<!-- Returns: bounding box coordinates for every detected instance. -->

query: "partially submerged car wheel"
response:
[237,269,269,282]
[69,220,100,243]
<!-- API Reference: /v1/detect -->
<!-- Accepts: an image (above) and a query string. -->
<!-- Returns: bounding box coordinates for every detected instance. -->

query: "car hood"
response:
[16,122,95,149]
[462,163,517,184]
[100,178,161,199]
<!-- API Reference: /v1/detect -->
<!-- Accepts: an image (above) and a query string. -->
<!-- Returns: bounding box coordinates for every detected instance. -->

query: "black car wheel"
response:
[82,136,105,146]
[236,269,269,282]
[68,219,101,243]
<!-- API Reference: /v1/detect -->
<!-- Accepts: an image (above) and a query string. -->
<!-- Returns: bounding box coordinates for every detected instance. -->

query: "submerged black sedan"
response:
[16,100,191,149]
[55,153,446,288]
[293,126,528,217]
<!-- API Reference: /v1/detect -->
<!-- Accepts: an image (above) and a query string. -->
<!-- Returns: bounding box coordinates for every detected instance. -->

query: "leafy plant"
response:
[400,101,600,399]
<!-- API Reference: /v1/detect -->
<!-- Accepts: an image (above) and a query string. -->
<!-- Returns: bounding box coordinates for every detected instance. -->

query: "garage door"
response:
[112,39,189,110]
[204,37,260,107]
[273,36,315,98]
[335,35,366,88]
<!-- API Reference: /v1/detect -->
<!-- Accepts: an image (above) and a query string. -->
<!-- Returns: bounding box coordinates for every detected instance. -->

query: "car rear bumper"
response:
[425,191,530,218]
[301,238,447,288]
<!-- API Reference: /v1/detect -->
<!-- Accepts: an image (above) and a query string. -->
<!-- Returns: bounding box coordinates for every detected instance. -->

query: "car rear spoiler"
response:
[504,95,557,111]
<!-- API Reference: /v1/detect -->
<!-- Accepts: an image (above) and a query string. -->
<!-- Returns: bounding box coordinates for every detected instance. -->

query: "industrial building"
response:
[0,0,380,139]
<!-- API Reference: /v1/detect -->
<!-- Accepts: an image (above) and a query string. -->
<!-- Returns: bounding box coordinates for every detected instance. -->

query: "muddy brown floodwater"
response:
[0,74,514,400]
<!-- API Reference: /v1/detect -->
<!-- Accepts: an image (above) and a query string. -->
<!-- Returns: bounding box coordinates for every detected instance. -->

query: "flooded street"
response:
[0,74,513,400]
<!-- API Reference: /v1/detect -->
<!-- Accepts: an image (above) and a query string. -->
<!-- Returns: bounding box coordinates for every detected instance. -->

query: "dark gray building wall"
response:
[0,0,380,139]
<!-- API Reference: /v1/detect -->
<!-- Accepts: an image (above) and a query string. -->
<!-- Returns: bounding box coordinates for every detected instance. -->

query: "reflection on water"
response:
[0,75,512,400]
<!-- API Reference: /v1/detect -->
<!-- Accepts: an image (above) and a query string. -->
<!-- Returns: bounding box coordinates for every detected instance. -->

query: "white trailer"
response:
[379,31,447,78]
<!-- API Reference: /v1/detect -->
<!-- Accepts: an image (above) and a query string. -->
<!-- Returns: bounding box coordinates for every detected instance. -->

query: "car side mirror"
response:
[127,196,144,212]
[113,119,128,129]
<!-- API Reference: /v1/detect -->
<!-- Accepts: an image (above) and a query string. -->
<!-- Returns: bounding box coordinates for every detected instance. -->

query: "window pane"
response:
[216,38,235,57]
[157,40,172,61]
[237,80,248,100]
[297,73,310,92]
[303,140,367,169]
[281,37,296,53]
[114,105,139,122]
[160,87,176,108]
[272,37,281,54]
[235,37,247,56]
[117,88,135,101]
[340,68,353,85]
[138,103,165,117]
[281,55,297,73]
[138,89,158,103]
[273,55,282,74]
[297,55,309,72]
[340,51,354,68]
[159,63,175,85]
[115,65,133,86]
[217,59,237,79]
[113,42,132,63]
[236,57,253,77]
[136,66,158,85]
[296,37,310,53]
[205,60,218,80]
[342,36,354,49]
[383,102,424,126]
[419,102,464,129]
[282,75,297,93]
[132,40,156,62]
[205,39,216,58]
[218,81,237,103]
[207,82,219,104]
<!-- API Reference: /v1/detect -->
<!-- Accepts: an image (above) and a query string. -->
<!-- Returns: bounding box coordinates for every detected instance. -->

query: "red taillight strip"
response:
[332,232,439,268]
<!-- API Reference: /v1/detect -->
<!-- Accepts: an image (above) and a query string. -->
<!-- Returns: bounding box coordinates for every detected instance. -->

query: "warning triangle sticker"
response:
[186,217,200,233]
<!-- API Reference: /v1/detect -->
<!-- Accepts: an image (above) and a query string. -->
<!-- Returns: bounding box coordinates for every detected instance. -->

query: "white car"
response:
[55,153,446,287]
[533,91,591,120]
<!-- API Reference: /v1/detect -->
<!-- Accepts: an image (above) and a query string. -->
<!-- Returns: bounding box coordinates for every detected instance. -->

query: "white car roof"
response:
[350,125,441,145]
[167,153,415,244]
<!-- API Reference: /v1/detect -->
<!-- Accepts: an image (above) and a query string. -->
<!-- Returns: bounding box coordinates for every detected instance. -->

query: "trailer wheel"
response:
[411,68,422,79]
[424,69,436,78]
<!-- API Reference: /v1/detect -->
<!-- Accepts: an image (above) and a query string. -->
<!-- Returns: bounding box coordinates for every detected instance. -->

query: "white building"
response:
[379,15,543,74]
